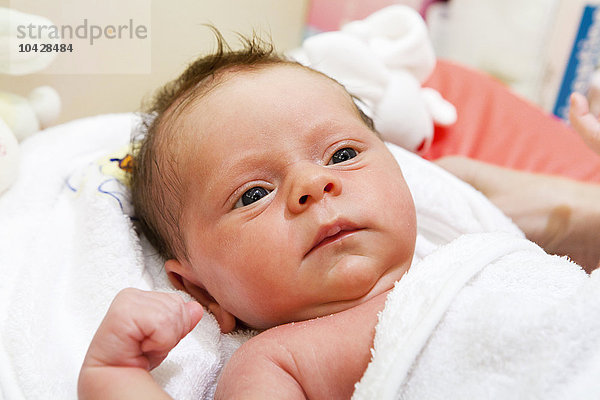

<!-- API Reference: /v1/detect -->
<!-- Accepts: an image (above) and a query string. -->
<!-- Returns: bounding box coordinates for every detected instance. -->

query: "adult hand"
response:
[436,156,600,273]
[570,92,600,156]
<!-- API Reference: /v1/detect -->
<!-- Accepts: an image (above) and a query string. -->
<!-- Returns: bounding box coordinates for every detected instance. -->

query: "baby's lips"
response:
[306,219,363,256]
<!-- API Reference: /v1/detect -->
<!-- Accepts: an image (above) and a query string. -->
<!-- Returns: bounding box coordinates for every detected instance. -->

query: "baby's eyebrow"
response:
[203,152,273,202]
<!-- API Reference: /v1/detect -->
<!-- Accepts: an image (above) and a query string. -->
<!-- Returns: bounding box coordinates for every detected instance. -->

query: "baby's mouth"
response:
[306,221,363,257]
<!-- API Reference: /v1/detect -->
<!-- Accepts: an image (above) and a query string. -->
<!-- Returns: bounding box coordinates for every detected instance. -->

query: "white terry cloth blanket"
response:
[353,232,598,400]
[0,113,520,399]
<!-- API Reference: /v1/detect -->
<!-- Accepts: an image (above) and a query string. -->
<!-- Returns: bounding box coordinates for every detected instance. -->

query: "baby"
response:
[78,33,599,399]
[79,32,416,399]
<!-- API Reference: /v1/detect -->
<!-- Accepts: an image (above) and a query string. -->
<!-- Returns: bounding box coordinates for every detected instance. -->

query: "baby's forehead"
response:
[190,65,360,129]
[172,64,348,126]
[165,63,364,160]
[210,63,353,103]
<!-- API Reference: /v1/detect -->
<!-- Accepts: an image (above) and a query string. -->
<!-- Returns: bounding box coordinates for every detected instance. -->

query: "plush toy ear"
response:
[421,87,457,127]
[165,259,237,334]
[375,71,433,152]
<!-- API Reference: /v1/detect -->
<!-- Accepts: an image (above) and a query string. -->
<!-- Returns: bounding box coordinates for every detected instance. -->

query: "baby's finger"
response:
[185,300,204,333]
[139,297,204,370]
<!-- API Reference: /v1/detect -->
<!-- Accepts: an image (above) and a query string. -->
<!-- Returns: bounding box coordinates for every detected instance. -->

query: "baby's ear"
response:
[165,259,237,334]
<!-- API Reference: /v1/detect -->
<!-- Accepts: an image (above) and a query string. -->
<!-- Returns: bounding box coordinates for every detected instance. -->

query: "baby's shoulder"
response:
[222,294,387,398]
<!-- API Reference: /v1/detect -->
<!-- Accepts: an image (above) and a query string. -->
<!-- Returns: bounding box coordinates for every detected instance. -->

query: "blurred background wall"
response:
[2,0,594,125]
[0,0,309,124]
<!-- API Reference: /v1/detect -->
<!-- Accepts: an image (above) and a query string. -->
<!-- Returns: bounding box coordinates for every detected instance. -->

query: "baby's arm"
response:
[78,288,203,400]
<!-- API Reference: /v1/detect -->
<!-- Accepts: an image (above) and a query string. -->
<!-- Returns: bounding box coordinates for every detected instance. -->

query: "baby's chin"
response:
[238,257,412,331]
[287,274,403,326]
[321,255,409,307]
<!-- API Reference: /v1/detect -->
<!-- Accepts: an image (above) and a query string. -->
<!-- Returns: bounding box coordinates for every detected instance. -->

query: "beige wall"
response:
[0,0,309,125]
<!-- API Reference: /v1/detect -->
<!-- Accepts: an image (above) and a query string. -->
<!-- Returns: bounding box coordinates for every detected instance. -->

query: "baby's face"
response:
[175,65,416,329]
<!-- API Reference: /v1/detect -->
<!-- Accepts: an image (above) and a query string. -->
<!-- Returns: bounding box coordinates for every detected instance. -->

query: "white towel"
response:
[0,114,248,400]
[353,232,599,399]
[0,113,519,399]
[289,5,457,153]
[385,143,522,264]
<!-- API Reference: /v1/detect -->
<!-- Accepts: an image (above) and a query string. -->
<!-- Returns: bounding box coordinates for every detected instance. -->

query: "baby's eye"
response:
[328,147,358,165]
[234,186,271,208]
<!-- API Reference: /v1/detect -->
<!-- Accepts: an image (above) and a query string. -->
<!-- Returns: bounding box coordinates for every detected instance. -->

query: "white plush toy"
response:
[0,118,19,193]
[289,5,456,153]
[0,7,61,194]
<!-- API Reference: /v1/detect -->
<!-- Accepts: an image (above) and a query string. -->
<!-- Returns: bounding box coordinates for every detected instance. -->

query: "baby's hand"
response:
[82,288,203,371]
[569,92,600,156]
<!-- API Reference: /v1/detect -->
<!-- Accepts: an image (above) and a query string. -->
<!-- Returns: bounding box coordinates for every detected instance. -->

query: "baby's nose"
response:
[287,165,342,214]
[298,182,335,204]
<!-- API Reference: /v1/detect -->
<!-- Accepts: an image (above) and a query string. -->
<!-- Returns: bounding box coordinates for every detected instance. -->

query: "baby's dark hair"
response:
[131,28,376,261]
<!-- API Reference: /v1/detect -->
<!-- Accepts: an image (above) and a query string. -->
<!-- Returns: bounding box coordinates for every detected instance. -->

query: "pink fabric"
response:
[306,0,419,32]
[422,60,600,183]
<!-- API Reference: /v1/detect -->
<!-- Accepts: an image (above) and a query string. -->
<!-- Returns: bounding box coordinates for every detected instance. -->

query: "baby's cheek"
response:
[236,219,295,264]
[377,173,416,236]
